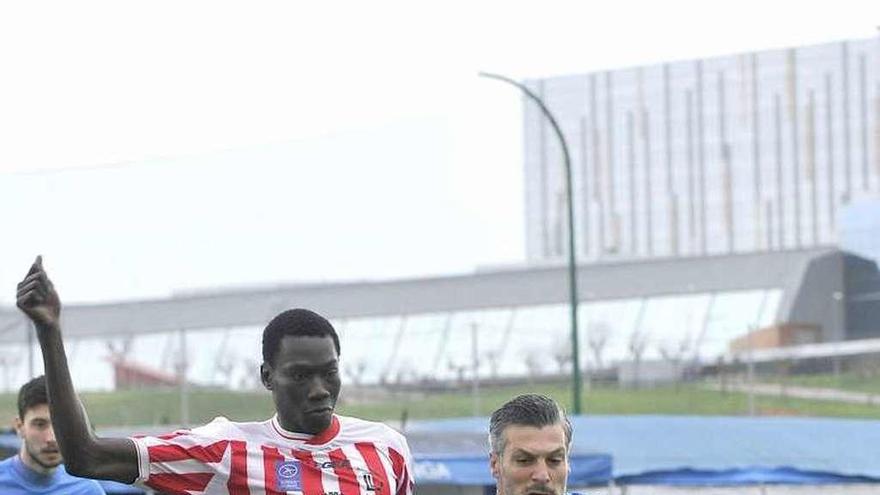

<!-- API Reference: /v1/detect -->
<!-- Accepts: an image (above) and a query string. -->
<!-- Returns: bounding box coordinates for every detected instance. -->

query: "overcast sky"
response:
[1,1,877,303]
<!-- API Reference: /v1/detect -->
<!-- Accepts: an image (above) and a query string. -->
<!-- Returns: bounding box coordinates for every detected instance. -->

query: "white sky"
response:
[1,1,877,303]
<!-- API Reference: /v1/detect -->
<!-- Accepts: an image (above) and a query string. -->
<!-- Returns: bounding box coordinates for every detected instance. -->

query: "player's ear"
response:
[489,452,500,479]
[13,416,23,438]
[260,363,273,390]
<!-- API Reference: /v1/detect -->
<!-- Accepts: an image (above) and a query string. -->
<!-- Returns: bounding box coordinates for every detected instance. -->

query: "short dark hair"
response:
[488,394,572,456]
[261,308,341,366]
[18,375,49,419]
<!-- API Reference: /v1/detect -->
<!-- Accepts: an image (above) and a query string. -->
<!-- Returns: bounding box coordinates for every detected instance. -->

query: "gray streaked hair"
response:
[488,394,572,456]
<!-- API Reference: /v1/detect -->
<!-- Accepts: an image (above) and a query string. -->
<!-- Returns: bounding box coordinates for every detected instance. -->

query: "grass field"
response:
[763,371,880,394]
[1,380,879,428]
[340,382,880,421]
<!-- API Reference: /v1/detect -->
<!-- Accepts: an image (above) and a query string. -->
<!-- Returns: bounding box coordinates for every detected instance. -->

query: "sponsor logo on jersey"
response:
[317,459,353,470]
[276,460,303,491]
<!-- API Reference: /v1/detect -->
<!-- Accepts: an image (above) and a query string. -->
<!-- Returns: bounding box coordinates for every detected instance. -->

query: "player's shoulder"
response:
[0,456,17,480]
[336,414,401,435]
[57,465,104,493]
[0,457,14,484]
[133,416,279,449]
[191,415,273,437]
[142,416,268,444]
[336,414,409,449]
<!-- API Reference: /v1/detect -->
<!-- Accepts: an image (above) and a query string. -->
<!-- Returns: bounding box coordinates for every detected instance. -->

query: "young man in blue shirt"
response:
[0,375,103,494]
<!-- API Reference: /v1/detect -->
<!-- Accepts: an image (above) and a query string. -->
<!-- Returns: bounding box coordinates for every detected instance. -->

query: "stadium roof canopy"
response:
[0,247,850,343]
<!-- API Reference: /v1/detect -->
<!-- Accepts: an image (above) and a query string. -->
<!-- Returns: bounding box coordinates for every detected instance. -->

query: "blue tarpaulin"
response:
[617,467,880,486]
[408,415,880,486]
[405,422,612,486]
[413,453,613,486]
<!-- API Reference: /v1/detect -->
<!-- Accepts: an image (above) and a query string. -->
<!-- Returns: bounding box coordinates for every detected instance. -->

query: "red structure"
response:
[107,357,180,389]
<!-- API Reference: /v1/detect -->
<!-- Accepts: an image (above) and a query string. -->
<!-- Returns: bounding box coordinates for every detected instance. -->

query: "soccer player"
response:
[488,394,572,495]
[16,256,414,494]
[0,375,103,494]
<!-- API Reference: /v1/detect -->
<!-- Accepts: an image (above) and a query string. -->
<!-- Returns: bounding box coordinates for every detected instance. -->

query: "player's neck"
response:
[272,414,340,445]
[18,450,57,476]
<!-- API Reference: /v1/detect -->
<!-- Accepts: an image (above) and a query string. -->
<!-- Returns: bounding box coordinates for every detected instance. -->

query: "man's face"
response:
[15,404,62,473]
[261,335,341,434]
[490,423,569,495]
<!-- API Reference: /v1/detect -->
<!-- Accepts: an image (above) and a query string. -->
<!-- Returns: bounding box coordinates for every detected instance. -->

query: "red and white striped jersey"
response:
[130,414,414,495]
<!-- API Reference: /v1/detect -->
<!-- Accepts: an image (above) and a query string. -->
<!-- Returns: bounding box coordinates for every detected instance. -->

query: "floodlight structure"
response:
[479,71,582,414]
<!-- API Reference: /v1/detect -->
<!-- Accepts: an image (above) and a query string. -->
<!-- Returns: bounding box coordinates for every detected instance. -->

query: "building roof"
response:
[0,247,834,342]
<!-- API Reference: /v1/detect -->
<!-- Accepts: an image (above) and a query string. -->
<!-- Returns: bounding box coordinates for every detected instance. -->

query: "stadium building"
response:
[523,37,879,263]
[1,38,880,394]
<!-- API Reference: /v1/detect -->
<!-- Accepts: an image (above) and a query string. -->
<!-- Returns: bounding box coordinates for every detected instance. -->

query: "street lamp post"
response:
[479,72,582,414]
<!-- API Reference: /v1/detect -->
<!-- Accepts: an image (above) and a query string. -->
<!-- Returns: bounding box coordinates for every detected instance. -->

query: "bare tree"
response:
[552,341,572,375]
[658,333,692,388]
[447,359,468,386]
[106,336,133,361]
[587,321,612,371]
[522,348,544,384]
[627,330,649,387]
[483,349,502,380]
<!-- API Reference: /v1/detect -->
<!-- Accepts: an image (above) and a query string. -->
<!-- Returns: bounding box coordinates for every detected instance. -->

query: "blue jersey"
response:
[0,455,104,494]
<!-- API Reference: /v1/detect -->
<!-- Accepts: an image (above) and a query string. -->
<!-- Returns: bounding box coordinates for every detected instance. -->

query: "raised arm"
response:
[16,256,139,483]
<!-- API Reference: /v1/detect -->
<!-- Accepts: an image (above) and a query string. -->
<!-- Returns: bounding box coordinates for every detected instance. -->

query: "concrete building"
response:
[524,37,880,264]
